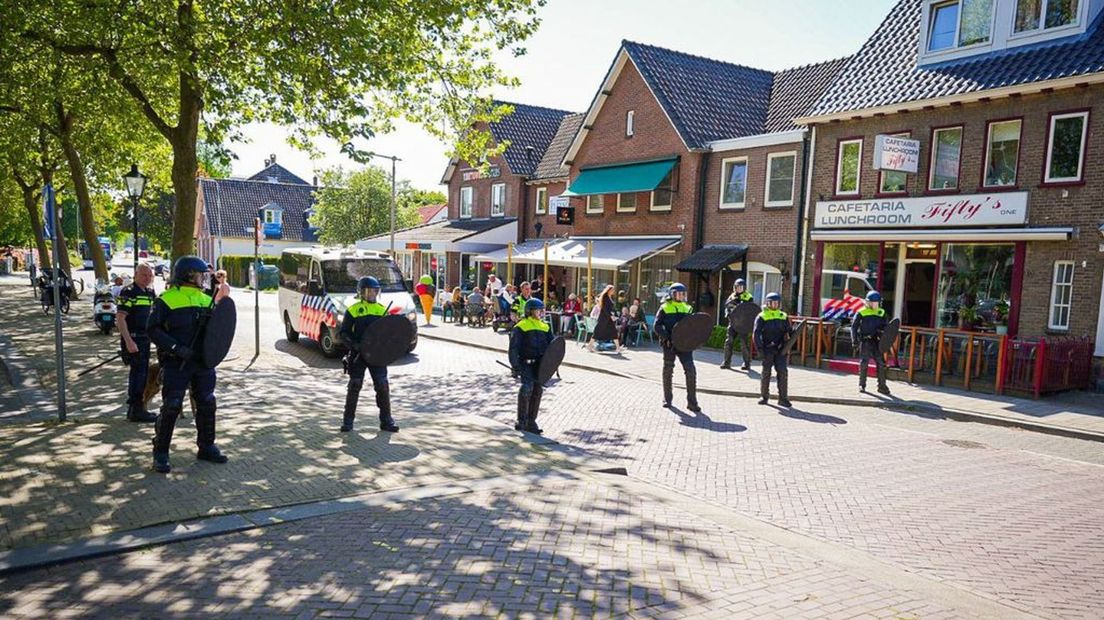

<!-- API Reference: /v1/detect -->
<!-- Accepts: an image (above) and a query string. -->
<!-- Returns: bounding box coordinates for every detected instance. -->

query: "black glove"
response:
[171,344,194,361]
[510,367,520,379]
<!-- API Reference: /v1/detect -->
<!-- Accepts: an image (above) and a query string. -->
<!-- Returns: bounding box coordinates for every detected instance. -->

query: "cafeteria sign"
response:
[814,192,1028,229]
[460,165,501,181]
[872,135,920,173]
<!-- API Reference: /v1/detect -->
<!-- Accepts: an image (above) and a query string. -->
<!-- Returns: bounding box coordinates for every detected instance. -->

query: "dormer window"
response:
[920,0,1088,63]
[927,0,992,52]
[1014,0,1079,33]
[263,204,283,224]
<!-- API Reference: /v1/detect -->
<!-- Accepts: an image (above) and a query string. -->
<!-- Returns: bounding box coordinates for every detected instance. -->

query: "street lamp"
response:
[123,164,148,272]
[365,151,401,255]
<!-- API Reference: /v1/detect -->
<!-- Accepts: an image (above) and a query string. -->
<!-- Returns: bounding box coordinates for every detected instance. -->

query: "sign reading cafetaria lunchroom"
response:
[815,192,1028,229]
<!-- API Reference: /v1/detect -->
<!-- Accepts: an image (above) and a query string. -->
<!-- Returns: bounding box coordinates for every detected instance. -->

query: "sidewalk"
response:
[419,319,1104,441]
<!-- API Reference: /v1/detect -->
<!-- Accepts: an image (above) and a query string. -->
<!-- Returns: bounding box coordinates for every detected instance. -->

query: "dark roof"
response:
[764,58,851,133]
[247,162,311,185]
[200,178,316,240]
[533,113,585,180]
[361,218,516,243]
[623,41,775,147]
[490,102,573,177]
[811,0,1104,117]
[675,244,749,272]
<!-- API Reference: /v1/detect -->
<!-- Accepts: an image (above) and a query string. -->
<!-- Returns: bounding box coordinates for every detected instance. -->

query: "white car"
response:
[277,246,418,357]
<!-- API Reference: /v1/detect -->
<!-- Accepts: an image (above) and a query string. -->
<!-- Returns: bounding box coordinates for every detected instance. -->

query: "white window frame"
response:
[928,126,963,190]
[1011,0,1084,39]
[626,110,635,137]
[535,187,547,215]
[491,183,506,217]
[877,133,911,195]
[922,0,996,55]
[1048,260,1074,330]
[719,156,748,210]
[459,186,473,219]
[263,209,282,225]
[586,194,604,215]
[616,192,636,213]
[835,139,863,196]
[982,119,1022,188]
[1044,111,1089,184]
[764,151,797,208]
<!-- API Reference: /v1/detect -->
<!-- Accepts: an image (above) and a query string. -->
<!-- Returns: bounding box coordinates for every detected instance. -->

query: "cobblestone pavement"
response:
[0,475,988,619]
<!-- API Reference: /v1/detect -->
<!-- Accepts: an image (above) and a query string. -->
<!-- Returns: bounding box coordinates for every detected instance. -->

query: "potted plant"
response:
[993,300,1009,335]
[958,305,978,330]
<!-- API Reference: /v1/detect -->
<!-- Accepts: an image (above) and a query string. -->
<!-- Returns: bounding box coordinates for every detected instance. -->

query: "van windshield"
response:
[321,259,406,294]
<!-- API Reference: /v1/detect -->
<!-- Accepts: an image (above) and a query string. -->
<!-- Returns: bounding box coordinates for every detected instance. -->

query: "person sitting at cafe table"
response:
[561,293,582,335]
[466,287,486,326]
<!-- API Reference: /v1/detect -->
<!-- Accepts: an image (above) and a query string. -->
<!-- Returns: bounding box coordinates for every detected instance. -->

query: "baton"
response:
[77,352,122,377]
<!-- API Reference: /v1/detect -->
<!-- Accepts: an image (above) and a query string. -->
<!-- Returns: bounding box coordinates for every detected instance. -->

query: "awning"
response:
[563,158,677,196]
[355,218,517,253]
[473,236,681,269]
[809,227,1074,242]
[675,244,749,272]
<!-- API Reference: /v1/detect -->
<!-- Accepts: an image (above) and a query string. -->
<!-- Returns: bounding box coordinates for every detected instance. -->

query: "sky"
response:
[229,0,897,191]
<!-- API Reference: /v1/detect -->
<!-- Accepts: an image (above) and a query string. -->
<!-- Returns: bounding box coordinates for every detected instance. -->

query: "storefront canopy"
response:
[675,244,749,273]
[474,236,681,269]
[356,218,517,253]
[562,158,677,196]
[809,227,1074,242]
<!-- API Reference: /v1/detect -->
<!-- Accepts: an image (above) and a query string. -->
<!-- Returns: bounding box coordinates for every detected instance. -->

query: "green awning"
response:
[563,158,677,196]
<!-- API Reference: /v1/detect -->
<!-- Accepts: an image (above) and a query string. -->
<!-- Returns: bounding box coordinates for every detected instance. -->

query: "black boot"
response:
[516,388,531,431]
[686,369,701,413]
[127,404,156,423]
[195,401,228,463]
[377,384,398,432]
[341,379,361,432]
[152,403,180,473]
[526,387,543,435]
[662,362,674,407]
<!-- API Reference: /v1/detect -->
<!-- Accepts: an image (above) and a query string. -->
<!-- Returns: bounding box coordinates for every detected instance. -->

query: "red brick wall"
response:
[524,180,581,240]
[445,145,527,224]
[568,59,701,259]
[803,86,1104,339]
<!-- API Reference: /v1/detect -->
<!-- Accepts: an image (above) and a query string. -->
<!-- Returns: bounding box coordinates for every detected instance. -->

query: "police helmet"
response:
[866,291,882,303]
[734,278,746,288]
[357,276,381,293]
[669,283,687,294]
[172,256,208,286]
[524,298,545,314]
[765,292,782,303]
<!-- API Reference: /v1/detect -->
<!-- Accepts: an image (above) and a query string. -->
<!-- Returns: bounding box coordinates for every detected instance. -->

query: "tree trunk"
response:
[168,79,201,263]
[56,101,109,282]
[20,184,50,267]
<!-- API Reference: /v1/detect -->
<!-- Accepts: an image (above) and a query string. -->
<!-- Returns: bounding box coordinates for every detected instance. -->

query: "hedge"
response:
[220,254,279,288]
[704,325,749,351]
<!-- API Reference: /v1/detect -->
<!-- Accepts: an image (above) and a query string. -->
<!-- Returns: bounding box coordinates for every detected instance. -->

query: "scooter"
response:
[92,282,117,335]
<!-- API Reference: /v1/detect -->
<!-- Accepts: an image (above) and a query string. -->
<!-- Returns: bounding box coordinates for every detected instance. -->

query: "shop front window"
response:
[638,253,676,309]
[819,243,879,320]
[935,243,1014,330]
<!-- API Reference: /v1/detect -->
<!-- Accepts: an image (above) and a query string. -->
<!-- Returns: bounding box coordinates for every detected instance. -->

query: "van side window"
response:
[280,254,299,290]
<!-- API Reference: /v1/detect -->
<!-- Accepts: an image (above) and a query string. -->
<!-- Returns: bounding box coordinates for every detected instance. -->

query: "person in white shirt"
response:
[485,273,502,298]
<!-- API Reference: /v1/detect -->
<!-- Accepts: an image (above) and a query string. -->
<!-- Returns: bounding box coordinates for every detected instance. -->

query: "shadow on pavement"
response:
[667,406,747,433]
[777,408,848,425]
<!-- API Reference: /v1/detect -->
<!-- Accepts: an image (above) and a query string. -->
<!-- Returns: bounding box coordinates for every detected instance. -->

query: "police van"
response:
[278,246,418,358]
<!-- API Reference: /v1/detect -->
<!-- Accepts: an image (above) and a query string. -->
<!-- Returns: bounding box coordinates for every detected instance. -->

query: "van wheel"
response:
[284,312,299,343]
[407,334,418,354]
[319,325,342,358]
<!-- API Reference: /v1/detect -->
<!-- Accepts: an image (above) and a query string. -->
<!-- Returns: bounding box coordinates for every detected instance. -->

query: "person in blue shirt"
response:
[509,298,554,434]
[851,291,891,395]
[653,283,701,412]
[753,292,792,407]
[116,263,158,423]
[339,276,399,433]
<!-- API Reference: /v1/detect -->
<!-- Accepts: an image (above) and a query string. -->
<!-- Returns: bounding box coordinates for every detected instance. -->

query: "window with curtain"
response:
[929,126,962,190]
[535,187,547,215]
[720,158,747,208]
[460,186,473,218]
[1015,0,1079,32]
[617,193,636,213]
[984,120,1021,187]
[491,183,506,217]
[586,194,604,214]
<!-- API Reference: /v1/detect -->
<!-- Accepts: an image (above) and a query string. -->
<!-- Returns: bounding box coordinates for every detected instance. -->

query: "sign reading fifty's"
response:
[872,135,920,173]
[460,165,501,181]
[814,192,1028,228]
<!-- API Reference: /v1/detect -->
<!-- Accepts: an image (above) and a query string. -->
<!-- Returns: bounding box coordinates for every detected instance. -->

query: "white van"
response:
[278,246,418,357]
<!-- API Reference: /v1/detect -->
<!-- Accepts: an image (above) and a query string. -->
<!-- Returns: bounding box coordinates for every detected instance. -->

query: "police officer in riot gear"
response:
[340,276,399,433]
[753,292,792,407]
[116,263,157,422]
[148,256,226,473]
[509,298,554,434]
[851,291,891,395]
[721,278,754,370]
[654,283,701,412]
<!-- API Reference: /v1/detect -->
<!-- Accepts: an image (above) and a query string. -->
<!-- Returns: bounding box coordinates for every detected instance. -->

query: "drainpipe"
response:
[694,151,711,303]
[795,125,817,315]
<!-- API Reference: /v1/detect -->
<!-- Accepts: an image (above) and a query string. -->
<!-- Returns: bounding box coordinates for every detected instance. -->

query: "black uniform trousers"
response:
[516,361,543,427]
[759,347,789,401]
[344,356,392,424]
[662,346,698,407]
[858,340,887,390]
[154,362,217,454]
[125,334,151,408]
[723,326,752,367]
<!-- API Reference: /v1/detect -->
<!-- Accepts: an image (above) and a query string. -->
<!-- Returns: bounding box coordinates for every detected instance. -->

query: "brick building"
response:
[795,0,1104,352]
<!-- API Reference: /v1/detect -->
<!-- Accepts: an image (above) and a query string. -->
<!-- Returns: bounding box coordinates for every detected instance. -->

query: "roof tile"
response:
[490,102,573,177]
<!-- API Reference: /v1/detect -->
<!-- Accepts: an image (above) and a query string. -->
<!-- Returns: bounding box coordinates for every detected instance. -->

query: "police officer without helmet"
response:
[148,256,228,473]
[509,298,553,434]
[116,263,157,423]
[721,278,754,371]
[851,291,891,395]
[653,283,701,412]
[340,276,399,433]
[753,292,792,407]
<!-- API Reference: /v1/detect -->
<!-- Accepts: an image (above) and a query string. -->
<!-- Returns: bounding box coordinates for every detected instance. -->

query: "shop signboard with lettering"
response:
[814,192,1028,229]
[872,135,920,173]
[460,165,501,181]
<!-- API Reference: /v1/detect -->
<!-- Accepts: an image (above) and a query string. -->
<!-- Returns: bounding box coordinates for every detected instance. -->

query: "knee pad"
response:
[348,377,364,391]
[162,397,184,413]
[194,394,216,413]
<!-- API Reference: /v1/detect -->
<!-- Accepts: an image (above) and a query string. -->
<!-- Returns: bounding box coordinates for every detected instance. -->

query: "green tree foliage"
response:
[8,0,545,262]
[397,186,448,213]
[312,167,420,246]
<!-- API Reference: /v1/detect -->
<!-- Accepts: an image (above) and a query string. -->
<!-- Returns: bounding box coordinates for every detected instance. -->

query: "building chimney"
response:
[312,175,318,187]
[525,145,534,160]
[270,153,277,163]
[263,157,270,167]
